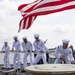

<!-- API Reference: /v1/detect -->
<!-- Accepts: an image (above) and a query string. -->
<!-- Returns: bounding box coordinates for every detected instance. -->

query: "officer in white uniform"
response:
[2,42,11,69]
[33,34,49,65]
[12,36,21,69]
[54,39,74,64]
[22,37,33,69]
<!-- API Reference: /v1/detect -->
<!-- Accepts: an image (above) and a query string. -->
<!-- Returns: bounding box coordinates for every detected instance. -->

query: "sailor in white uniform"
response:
[54,39,74,64]
[12,36,21,69]
[22,37,33,70]
[2,42,11,69]
[33,34,49,65]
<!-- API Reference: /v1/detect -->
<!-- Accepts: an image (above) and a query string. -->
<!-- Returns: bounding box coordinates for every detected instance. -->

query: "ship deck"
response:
[0,64,31,75]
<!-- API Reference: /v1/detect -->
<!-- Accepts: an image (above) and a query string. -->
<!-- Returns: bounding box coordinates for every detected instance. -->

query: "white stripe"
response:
[31,16,35,24]
[20,19,24,31]
[34,0,60,8]
[25,17,29,29]
[21,0,41,12]
[20,11,26,16]
[26,1,75,16]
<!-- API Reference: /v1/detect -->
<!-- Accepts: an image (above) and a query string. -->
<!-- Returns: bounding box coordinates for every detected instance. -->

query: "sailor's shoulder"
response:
[68,47,72,52]
[27,41,32,44]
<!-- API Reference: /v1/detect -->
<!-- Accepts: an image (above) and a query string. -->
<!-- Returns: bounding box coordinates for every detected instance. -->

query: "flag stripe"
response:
[18,0,75,32]
[34,0,75,8]
[26,1,75,16]
[20,0,42,12]
[25,17,29,29]
[34,0,60,8]
[31,16,36,24]
[18,16,37,32]
[23,18,26,29]
[19,19,24,32]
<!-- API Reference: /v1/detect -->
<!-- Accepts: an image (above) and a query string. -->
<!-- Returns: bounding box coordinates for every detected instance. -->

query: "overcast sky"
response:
[0,0,75,50]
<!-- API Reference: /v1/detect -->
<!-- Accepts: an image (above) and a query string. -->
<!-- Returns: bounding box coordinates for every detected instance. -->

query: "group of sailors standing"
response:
[1,34,49,71]
[1,33,75,72]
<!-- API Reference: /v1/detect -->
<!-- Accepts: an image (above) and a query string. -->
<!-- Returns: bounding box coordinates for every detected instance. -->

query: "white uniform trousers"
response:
[3,53,11,68]
[54,58,63,64]
[54,58,71,64]
[13,52,21,69]
[23,52,33,69]
[33,53,47,65]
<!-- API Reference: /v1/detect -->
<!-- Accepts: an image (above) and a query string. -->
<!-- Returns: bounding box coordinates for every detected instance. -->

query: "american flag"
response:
[18,0,75,32]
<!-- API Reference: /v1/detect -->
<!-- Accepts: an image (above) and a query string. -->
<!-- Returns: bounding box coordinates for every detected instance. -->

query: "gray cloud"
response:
[0,0,75,49]
[8,0,18,2]
[0,0,3,2]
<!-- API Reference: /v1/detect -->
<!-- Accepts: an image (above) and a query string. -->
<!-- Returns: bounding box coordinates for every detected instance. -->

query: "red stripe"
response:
[26,16,32,29]
[23,18,26,29]
[35,0,75,9]
[18,0,75,32]
[25,5,37,12]
[18,19,23,32]
[28,5,75,16]
[19,16,37,30]
[19,19,23,27]
[26,16,37,29]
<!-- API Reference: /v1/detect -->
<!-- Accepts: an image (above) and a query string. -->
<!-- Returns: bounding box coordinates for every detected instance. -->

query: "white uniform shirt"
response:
[12,40,21,51]
[2,45,10,53]
[55,45,74,62]
[33,39,48,53]
[22,41,33,51]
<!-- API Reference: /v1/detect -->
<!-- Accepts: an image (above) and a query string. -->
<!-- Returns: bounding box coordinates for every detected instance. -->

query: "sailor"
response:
[21,36,33,70]
[33,34,49,65]
[1,42,11,69]
[54,39,74,64]
[12,36,21,70]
